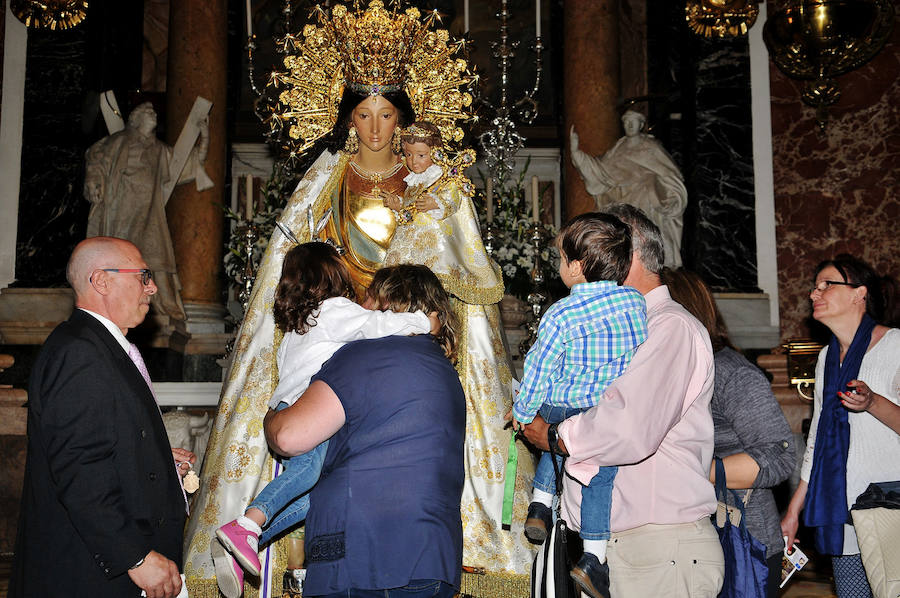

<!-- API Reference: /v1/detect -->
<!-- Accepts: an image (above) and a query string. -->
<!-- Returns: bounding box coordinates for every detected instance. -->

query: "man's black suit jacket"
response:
[10,309,186,597]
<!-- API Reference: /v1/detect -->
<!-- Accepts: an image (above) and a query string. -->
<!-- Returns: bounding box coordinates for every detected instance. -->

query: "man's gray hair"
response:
[601,203,665,274]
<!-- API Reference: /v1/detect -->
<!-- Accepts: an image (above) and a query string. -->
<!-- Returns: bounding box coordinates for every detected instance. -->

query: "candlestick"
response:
[531,176,540,223]
[245,175,254,221]
[245,0,253,38]
[518,222,547,356]
[535,0,541,38]
[464,0,469,34]
[486,178,494,224]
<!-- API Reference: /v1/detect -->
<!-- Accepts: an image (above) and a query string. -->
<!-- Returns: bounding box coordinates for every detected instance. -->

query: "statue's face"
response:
[131,105,157,132]
[350,95,399,154]
[622,114,643,137]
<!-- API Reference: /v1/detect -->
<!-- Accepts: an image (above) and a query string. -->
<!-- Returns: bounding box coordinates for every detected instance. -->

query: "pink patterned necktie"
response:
[127,342,155,397]
[127,343,190,514]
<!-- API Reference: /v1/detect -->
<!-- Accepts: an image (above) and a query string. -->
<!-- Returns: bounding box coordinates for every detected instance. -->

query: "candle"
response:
[245,175,254,221]
[246,0,253,38]
[486,178,493,224]
[535,0,541,38]
[464,0,469,34]
[531,176,540,223]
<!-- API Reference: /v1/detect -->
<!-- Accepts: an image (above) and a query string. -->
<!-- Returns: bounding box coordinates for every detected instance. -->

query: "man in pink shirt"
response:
[522,204,724,597]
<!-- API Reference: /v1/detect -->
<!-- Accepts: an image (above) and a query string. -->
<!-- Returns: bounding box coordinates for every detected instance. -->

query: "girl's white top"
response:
[800,327,900,554]
[268,296,430,409]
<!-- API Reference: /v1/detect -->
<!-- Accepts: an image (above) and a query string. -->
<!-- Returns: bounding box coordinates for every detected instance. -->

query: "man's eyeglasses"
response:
[95,268,154,285]
[810,280,859,295]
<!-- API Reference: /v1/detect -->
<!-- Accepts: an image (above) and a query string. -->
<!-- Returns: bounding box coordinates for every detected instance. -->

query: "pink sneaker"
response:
[216,519,262,577]
[212,537,244,598]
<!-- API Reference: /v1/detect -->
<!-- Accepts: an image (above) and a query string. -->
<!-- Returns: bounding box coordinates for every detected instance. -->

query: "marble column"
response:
[165,0,229,374]
[563,0,621,219]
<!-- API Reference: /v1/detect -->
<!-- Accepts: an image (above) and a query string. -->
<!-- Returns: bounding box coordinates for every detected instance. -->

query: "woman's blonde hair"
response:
[365,265,459,362]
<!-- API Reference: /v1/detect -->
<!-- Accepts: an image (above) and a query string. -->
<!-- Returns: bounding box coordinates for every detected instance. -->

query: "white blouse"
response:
[801,328,900,554]
[268,297,430,409]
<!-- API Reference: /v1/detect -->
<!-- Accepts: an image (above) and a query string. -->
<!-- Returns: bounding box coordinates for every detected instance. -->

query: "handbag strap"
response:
[549,425,565,496]
[715,457,727,501]
[715,457,754,525]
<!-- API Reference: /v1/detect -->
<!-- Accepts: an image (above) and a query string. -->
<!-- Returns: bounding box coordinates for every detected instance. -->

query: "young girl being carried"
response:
[211,242,436,598]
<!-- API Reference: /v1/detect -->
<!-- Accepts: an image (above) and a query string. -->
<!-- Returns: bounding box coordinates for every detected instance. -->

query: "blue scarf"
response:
[803,313,876,555]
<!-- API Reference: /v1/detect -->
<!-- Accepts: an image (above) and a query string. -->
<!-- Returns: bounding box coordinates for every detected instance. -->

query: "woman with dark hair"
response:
[364,265,459,361]
[184,3,535,594]
[264,264,466,598]
[211,245,435,598]
[662,268,795,598]
[781,254,900,598]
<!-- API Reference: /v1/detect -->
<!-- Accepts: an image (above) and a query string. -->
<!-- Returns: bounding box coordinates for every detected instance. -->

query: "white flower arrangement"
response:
[473,163,559,303]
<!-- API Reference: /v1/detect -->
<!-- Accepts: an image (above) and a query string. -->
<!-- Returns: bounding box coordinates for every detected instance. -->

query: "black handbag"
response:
[530,427,582,598]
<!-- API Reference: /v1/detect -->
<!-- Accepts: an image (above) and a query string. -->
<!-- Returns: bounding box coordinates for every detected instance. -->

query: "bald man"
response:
[11,237,193,598]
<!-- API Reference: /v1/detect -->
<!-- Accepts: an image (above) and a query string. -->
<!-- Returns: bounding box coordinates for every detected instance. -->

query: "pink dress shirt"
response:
[558,285,717,532]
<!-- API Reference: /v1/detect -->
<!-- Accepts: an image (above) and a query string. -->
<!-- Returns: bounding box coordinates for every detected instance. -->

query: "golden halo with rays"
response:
[264,0,475,159]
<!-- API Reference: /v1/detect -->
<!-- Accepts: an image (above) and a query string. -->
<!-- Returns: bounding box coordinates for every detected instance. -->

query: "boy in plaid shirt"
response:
[512,212,647,598]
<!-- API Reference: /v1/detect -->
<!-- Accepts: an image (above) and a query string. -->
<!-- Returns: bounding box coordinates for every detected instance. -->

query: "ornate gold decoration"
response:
[343,126,359,153]
[402,124,443,146]
[395,147,475,227]
[782,339,824,401]
[348,158,404,196]
[391,128,402,154]
[432,147,476,197]
[763,0,895,130]
[265,0,474,158]
[11,0,88,30]
[685,0,759,38]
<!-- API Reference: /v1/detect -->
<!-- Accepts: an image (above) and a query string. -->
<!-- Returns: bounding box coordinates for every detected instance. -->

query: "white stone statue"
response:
[162,410,213,469]
[84,102,212,321]
[570,110,688,267]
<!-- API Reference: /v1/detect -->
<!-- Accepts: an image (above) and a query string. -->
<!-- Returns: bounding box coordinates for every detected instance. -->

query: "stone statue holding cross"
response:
[84,101,212,322]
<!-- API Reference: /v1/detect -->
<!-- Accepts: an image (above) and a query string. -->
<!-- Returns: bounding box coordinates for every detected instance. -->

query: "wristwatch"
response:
[547,423,568,456]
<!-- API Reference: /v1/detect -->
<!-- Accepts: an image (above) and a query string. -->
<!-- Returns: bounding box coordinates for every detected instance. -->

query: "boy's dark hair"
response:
[365,264,459,362]
[273,242,355,335]
[556,212,632,284]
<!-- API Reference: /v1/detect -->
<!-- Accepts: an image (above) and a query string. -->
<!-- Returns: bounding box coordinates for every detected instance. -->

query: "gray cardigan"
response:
[712,347,796,558]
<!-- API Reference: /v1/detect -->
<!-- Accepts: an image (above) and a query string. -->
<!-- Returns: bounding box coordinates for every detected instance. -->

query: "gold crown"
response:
[331,2,419,93]
[401,123,442,145]
[265,0,474,158]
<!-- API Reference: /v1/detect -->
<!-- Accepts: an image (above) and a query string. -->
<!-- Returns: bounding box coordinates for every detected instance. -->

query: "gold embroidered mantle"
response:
[184,150,535,597]
[384,176,504,306]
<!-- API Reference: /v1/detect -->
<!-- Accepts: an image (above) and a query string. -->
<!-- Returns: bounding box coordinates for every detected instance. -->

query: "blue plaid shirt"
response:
[513,281,648,423]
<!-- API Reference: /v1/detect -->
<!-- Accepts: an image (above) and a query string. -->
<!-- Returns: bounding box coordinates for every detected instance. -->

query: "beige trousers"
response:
[607,518,724,598]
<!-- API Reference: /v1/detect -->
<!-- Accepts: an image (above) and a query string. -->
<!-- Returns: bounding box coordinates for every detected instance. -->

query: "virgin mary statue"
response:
[182,3,536,596]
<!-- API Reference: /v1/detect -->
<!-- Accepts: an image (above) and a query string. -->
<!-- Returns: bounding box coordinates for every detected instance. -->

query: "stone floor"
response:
[0,555,839,598]
[782,570,838,598]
